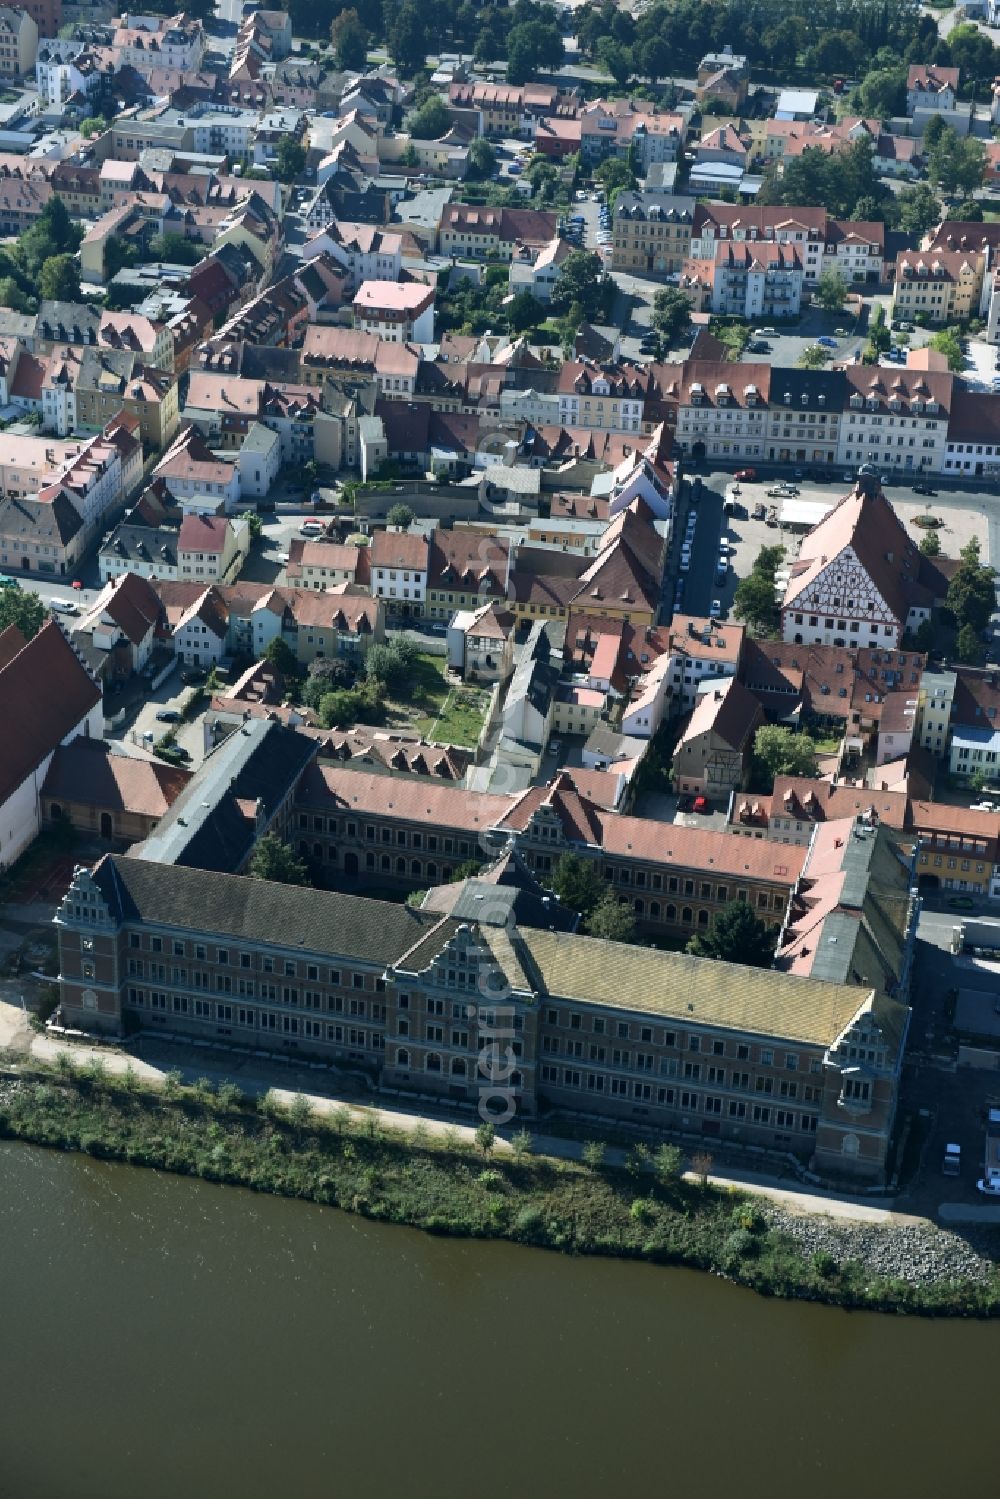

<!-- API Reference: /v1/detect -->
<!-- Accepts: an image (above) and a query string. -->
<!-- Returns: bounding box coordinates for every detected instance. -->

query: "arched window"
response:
[633,898,644,915]
[649,901,660,918]
[697,909,709,927]
[426,862,438,881]
[381,854,390,871]
[682,907,693,924]
[396,1048,410,1069]
[451,1058,466,1077]
[396,857,406,874]
[411,859,421,876]
[426,1053,442,1073]
[666,904,676,921]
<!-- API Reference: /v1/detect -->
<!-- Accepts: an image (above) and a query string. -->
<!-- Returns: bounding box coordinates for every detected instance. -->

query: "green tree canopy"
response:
[686,900,777,967]
[927,126,985,196]
[389,3,427,74]
[955,622,984,665]
[466,137,496,180]
[274,136,307,184]
[387,503,414,529]
[331,8,369,70]
[148,232,204,265]
[651,286,692,348]
[928,325,965,373]
[263,636,298,677]
[506,19,564,85]
[946,535,995,634]
[584,890,636,943]
[550,852,606,917]
[893,182,942,239]
[549,249,607,320]
[732,544,785,637]
[39,254,80,303]
[814,268,848,313]
[407,94,451,140]
[798,344,831,369]
[0,587,46,639]
[753,724,819,782]
[507,289,545,333]
[247,834,312,885]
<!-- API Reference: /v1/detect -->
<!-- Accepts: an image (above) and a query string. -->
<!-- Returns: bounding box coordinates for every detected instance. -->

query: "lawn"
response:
[387,653,490,749]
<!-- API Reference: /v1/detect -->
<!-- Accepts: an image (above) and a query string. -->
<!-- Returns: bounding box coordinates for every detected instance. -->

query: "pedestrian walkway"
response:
[0,998,930,1227]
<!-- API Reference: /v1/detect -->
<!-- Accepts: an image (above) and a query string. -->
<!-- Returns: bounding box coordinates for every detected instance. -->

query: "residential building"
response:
[353,281,435,344]
[659,611,746,713]
[837,365,952,477]
[76,572,163,677]
[426,530,510,622]
[673,677,764,799]
[914,667,957,756]
[0,7,38,80]
[611,194,695,276]
[686,240,804,320]
[369,528,429,618]
[892,249,984,326]
[177,513,250,585]
[0,618,103,868]
[249,588,383,668]
[285,539,366,592]
[556,362,647,434]
[437,204,558,262]
[906,64,959,115]
[448,602,515,683]
[154,428,241,513]
[676,360,772,464]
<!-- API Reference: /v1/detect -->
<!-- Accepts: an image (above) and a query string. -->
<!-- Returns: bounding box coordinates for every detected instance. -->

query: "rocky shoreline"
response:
[767,1206,998,1288]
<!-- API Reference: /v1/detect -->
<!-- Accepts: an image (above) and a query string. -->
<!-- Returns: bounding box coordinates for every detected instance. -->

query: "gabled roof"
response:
[0,621,101,807]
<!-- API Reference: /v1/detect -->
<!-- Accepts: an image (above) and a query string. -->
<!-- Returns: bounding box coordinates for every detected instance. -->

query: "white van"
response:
[49,596,78,615]
[942,1143,961,1177]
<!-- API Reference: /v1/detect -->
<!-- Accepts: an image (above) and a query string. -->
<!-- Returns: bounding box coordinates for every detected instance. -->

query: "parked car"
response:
[155,709,181,723]
[300,520,324,535]
[734,467,756,482]
[767,484,798,498]
[942,1144,961,1177]
[547,738,562,755]
[912,481,936,495]
[48,597,78,614]
[747,340,769,353]
[709,598,722,617]
[834,326,851,337]
[679,555,691,573]
[692,795,708,813]
[816,336,838,349]
[752,502,766,520]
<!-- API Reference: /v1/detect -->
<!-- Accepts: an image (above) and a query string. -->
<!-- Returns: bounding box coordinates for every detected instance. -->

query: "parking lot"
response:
[110,668,210,771]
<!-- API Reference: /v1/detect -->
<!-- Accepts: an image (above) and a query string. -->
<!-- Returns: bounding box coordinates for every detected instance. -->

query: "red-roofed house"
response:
[178,511,251,583]
[674,676,764,799]
[0,619,103,866]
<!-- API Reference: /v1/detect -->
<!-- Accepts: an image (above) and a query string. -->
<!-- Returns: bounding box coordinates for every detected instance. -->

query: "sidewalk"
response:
[0,998,928,1227]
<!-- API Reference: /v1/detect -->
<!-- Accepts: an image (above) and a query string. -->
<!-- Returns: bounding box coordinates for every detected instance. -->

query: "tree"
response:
[274,135,306,184]
[387,503,414,529]
[686,900,777,968]
[927,126,985,197]
[955,623,984,666]
[16,195,83,280]
[854,65,907,119]
[0,277,31,312]
[732,544,785,636]
[247,834,311,886]
[753,724,819,782]
[922,113,948,153]
[388,3,427,74]
[0,588,45,639]
[596,36,633,87]
[594,156,635,196]
[814,269,848,314]
[148,232,203,266]
[651,286,691,348]
[466,137,496,180]
[79,115,110,138]
[894,182,942,239]
[407,94,451,140]
[551,852,606,917]
[919,529,940,556]
[263,635,298,678]
[238,509,263,541]
[549,249,606,320]
[653,1142,683,1185]
[448,857,484,882]
[928,325,965,373]
[584,891,636,943]
[318,687,365,727]
[947,535,995,635]
[330,8,369,70]
[302,654,355,709]
[507,289,544,333]
[38,254,80,302]
[475,1120,496,1157]
[955,199,984,222]
[798,344,830,369]
[506,19,564,86]
[582,1139,606,1169]
[365,639,414,693]
[947,22,999,88]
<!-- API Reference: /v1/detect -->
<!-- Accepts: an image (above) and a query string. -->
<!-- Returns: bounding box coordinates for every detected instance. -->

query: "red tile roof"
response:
[0,621,101,807]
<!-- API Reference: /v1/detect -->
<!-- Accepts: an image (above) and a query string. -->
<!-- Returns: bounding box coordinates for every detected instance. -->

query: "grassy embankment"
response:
[2,1057,999,1317]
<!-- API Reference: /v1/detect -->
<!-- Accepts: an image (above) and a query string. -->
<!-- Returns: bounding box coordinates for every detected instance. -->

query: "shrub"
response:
[722,1227,759,1267]
[731,1200,766,1234]
[478,1169,506,1190]
[813,1249,838,1278]
[513,1206,543,1240]
[582,1140,607,1170]
[630,1197,656,1224]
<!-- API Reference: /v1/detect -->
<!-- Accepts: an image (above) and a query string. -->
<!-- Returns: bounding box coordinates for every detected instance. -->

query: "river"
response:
[0,1140,995,1499]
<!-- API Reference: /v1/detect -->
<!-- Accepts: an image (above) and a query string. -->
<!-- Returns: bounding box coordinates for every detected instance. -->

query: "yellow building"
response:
[892,249,984,325]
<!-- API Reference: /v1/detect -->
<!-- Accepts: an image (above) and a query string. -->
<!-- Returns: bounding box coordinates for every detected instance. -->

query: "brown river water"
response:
[0,1141,995,1499]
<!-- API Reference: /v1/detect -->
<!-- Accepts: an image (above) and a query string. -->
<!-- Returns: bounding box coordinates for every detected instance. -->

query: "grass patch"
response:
[384,652,489,747]
[2,1060,1000,1317]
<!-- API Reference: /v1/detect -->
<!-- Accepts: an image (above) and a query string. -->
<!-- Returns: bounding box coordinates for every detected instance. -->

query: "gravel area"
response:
[768,1206,998,1286]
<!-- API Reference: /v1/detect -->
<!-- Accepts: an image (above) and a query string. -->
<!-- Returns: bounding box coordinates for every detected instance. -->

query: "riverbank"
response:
[2,1059,999,1316]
